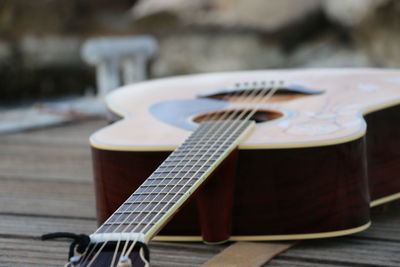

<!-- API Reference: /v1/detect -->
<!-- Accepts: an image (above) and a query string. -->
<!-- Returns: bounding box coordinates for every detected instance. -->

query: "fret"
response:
[150,170,207,178]
[117,202,174,212]
[162,159,210,166]
[103,212,164,227]
[180,140,227,145]
[154,165,210,173]
[112,201,175,218]
[149,172,204,179]
[138,184,193,191]
[179,150,227,157]
[183,137,236,143]
[178,142,230,147]
[97,223,153,234]
[135,184,192,194]
[142,179,196,186]
[174,148,221,154]
[167,153,221,160]
[98,211,165,233]
[98,222,156,234]
[158,161,212,166]
[126,192,183,203]
[151,169,206,176]
[154,165,212,172]
[169,149,224,156]
[102,221,156,228]
[131,191,185,197]
[146,176,194,182]
[123,200,172,205]
[180,139,232,146]
[107,211,166,223]
[145,178,196,187]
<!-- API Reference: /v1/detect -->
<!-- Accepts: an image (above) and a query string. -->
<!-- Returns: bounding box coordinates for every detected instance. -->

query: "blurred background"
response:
[0,0,399,107]
[0,2,400,265]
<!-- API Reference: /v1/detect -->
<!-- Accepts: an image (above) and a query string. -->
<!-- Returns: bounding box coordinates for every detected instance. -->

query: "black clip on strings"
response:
[41,232,150,263]
[41,232,90,261]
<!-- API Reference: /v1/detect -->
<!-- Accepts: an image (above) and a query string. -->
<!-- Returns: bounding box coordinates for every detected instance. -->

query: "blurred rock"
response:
[323,0,389,27]
[134,0,329,76]
[352,1,400,67]
[288,35,372,68]
[132,0,209,20]
[322,0,400,67]
[133,0,322,31]
[152,33,284,77]
[202,0,322,30]
[0,41,12,66]
[20,35,81,68]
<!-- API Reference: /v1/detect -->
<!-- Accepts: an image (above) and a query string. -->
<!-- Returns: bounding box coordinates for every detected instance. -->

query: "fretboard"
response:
[92,119,254,243]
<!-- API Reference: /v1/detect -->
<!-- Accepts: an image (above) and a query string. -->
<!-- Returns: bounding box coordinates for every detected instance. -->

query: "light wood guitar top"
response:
[91,68,400,151]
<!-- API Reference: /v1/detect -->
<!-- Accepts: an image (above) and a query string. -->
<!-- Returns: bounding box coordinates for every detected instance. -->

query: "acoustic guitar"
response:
[64,69,400,266]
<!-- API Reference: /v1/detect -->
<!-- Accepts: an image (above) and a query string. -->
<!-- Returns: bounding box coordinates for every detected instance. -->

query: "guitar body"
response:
[91,69,400,242]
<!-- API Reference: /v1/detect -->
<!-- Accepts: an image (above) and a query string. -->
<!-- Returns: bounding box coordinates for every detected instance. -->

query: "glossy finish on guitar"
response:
[91,69,400,243]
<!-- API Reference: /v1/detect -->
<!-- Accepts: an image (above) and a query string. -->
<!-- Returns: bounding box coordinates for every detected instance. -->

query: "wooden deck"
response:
[0,118,399,266]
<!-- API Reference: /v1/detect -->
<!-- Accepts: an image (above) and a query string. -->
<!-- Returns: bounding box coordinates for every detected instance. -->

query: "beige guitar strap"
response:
[201,241,296,267]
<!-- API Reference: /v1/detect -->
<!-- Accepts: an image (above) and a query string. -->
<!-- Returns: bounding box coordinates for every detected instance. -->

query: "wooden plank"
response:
[268,259,340,267]
[0,142,93,182]
[0,215,96,238]
[0,118,103,182]
[0,238,220,267]
[0,238,69,266]
[1,204,399,266]
[268,203,400,266]
[1,118,400,266]
[272,238,400,267]
[0,119,106,147]
[354,203,400,241]
[0,178,95,218]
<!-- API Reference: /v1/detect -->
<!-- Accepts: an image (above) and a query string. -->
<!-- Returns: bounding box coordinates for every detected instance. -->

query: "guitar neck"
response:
[91,119,255,243]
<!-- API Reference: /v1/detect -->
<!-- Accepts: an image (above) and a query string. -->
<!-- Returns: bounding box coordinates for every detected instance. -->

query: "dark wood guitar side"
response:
[90,69,400,243]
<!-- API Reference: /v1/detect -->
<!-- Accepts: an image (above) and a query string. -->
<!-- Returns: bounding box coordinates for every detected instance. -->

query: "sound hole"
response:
[193,109,283,124]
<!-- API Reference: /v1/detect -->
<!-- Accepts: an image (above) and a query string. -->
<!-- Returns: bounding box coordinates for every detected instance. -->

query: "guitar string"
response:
[96,83,276,266]
[116,82,266,260]
[84,81,277,266]
[80,98,234,267]
[82,81,280,266]
[114,83,263,264]
[80,83,254,266]
[111,86,253,266]
[121,82,280,259]
[83,84,257,266]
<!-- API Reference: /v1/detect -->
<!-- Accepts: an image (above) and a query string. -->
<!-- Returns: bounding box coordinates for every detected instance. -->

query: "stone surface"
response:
[133,0,323,31]
[152,33,285,77]
[20,35,81,68]
[323,0,390,27]
[287,34,372,68]
[0,40,12,66]
[351,1,400,68]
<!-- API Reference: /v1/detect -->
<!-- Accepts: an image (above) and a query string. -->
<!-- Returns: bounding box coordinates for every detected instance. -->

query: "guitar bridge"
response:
[198,81,324,100]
